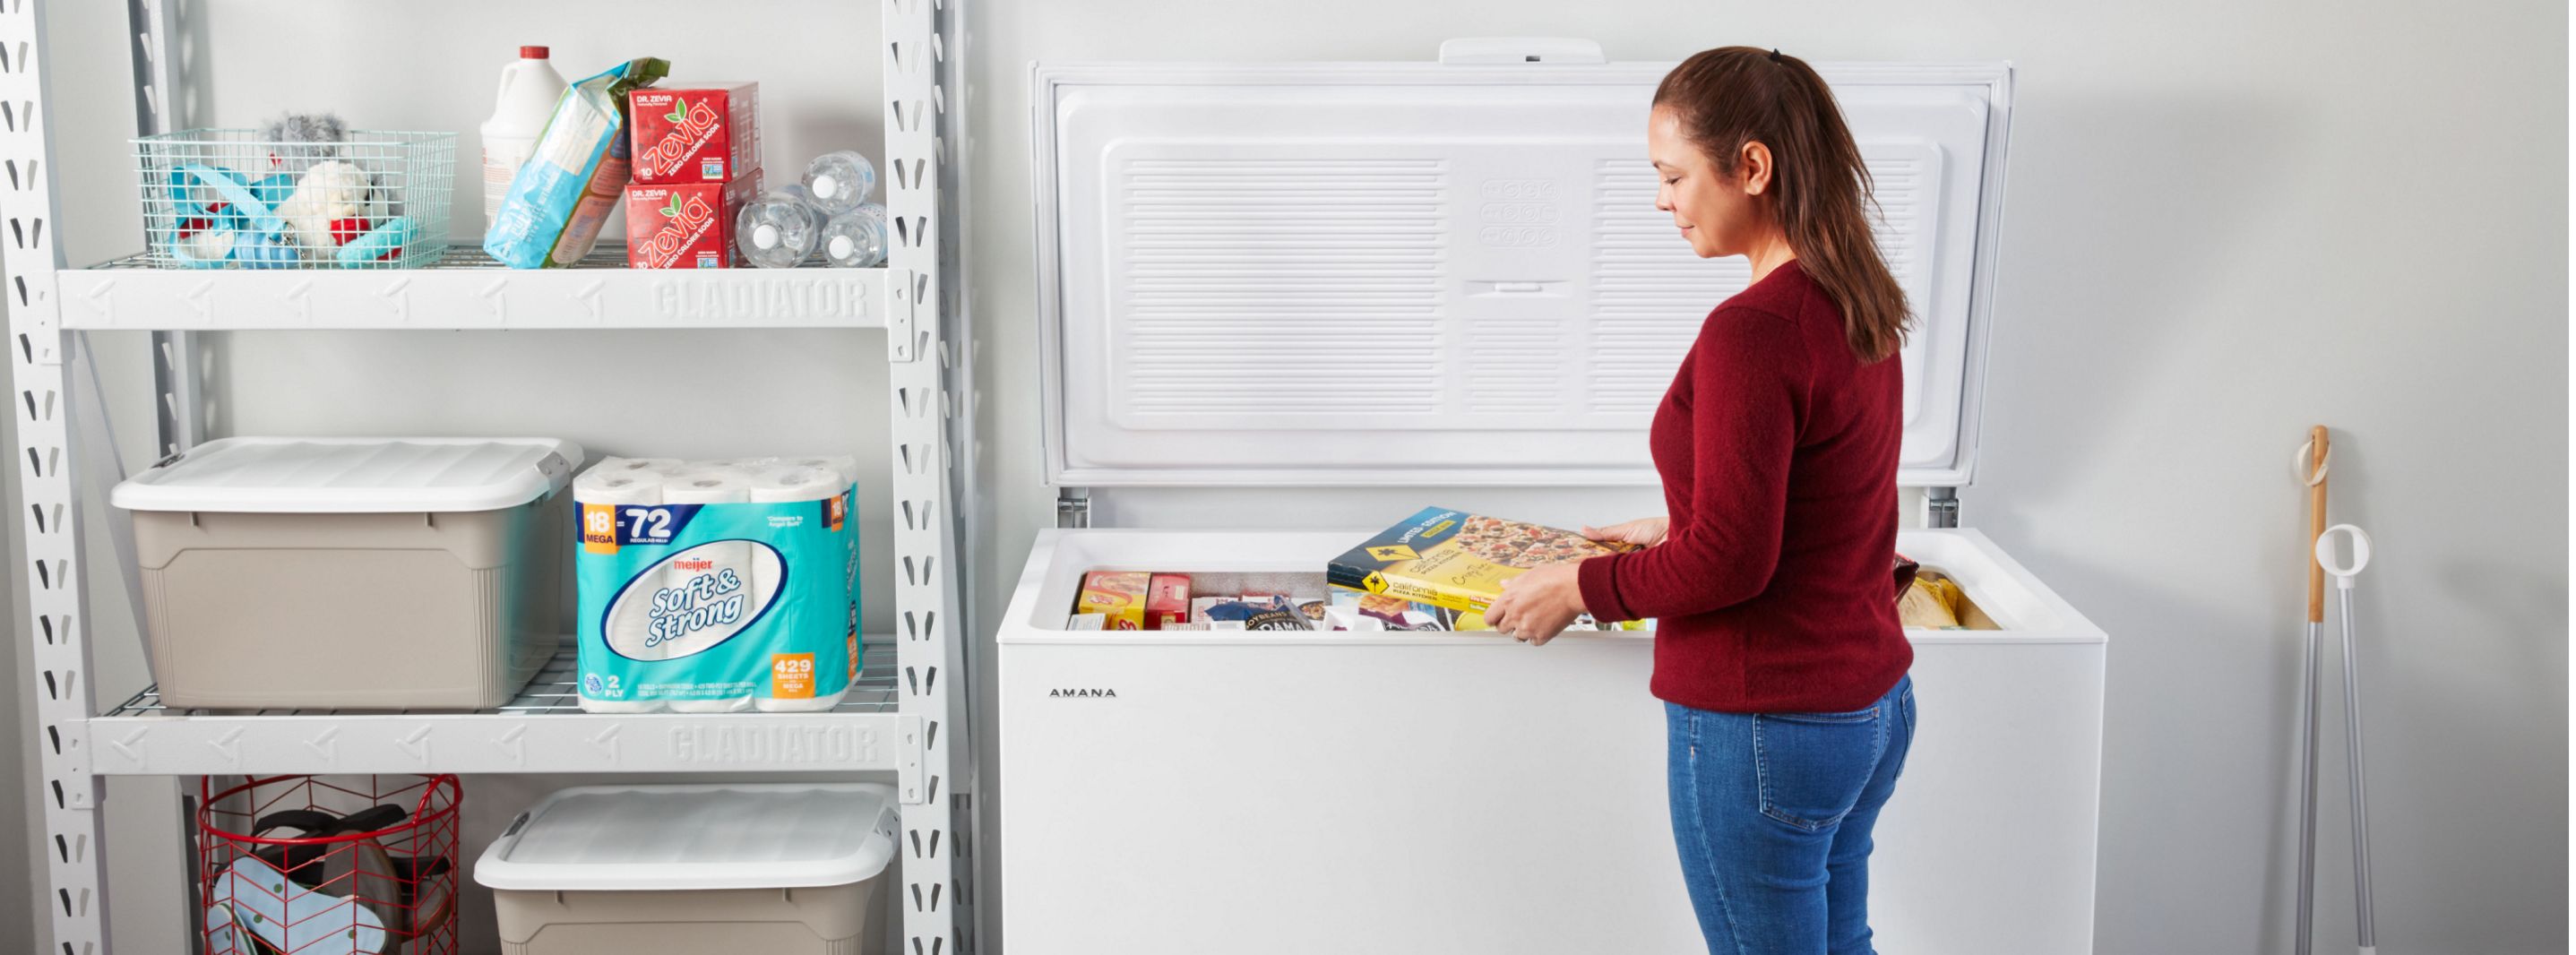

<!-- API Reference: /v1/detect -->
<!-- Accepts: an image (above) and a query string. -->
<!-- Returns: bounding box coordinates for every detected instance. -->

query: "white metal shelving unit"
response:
[4,1,974,952]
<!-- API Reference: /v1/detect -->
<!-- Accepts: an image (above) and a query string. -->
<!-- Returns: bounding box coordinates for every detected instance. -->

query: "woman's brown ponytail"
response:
[1654,47,1912,363]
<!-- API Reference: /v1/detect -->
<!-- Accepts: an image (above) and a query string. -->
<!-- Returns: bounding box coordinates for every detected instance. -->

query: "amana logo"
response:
[1048,688,1117,698]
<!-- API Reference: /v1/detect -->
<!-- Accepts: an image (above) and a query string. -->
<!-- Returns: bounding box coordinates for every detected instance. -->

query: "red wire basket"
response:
[197,775,462,955]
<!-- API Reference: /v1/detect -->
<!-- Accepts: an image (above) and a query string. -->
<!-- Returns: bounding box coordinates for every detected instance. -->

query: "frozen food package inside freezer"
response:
[1021,529,2073,637]
[573,456,860,714]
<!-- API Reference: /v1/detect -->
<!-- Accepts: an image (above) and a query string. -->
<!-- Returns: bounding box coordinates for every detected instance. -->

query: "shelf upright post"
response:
[933,0,985,942]
[125,0,203,458]
[885,0,971,952]
[4,2,116,952]
[121,4,220,946]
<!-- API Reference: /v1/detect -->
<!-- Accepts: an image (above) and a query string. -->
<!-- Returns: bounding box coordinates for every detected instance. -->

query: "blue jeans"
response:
[1666,675,1916,955]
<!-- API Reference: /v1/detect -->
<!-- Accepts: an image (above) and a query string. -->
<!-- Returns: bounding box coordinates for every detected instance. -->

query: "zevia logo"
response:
[639,98,723,181]
[1048,688,1118,698]
[636,191,718,269]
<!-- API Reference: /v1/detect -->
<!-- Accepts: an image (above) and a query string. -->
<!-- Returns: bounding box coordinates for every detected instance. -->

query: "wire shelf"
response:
[107,641,900,718]
[85,244,860,272]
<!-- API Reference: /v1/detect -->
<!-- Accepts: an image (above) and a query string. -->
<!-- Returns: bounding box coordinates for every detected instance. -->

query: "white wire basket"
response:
[133,128,456,270]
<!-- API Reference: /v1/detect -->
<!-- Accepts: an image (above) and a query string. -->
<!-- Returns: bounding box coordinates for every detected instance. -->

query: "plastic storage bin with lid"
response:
[109,436,579,710]
[476,782,900,955]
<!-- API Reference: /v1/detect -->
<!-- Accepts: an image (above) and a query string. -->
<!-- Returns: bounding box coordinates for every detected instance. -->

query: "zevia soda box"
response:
[624,174,762,269]
[628,82,761,185]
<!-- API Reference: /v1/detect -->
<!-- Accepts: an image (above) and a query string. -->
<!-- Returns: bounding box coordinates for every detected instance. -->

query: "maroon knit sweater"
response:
[1578,261,1912,714]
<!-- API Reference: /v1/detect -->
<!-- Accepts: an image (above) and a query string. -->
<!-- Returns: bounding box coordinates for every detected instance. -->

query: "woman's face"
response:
[1649,106,1772,259]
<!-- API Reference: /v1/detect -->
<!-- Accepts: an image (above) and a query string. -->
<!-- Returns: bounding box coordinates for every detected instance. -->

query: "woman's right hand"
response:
[1584,516,1670,548]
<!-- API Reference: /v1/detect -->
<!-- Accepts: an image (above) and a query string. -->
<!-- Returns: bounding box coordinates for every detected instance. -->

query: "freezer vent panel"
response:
[1868,153,1928,279]
[1039,67,2001,485]
[1118,158,1447,415]
[1585,146,1941,418]
[1858,143,1943,435]
[1590,161,1749,415]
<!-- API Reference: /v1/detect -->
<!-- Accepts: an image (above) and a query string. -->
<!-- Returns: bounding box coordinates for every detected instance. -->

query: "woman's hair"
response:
[1654,47,1910,363]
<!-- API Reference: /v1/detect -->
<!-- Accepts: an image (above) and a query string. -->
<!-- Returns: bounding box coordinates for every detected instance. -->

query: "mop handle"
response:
[2319,523,2378,953]
[2315,525,2371,584]
[2300,426,2330,622]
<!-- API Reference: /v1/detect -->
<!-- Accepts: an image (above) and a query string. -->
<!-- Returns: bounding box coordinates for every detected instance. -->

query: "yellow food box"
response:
[1073,571,1150,631]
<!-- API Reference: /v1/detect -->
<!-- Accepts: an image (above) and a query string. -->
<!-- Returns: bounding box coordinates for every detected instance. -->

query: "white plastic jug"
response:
[480,46,568,235]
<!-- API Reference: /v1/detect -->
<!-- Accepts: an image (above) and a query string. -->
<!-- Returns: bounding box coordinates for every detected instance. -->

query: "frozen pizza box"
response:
[1325,507,1638,613]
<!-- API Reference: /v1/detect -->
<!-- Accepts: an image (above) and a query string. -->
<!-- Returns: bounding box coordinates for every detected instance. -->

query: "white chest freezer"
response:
[999,50,2106,955]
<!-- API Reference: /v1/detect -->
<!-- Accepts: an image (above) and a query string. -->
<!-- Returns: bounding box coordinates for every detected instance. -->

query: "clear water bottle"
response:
[735,190,819,268]
[772,182,818,210]
[818,211,887,268]
[801,151,877,216]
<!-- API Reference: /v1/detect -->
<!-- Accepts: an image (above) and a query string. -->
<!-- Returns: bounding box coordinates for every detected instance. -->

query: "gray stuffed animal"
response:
[260,111,347,167]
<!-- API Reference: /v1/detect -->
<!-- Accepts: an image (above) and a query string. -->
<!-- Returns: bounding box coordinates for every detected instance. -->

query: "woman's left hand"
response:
[1485,564,1587,646]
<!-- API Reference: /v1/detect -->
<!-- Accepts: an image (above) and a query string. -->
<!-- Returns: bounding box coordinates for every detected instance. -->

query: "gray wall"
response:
[8,0,2566,953]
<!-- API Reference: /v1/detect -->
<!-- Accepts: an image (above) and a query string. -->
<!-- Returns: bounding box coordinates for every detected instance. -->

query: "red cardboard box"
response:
[629,82,761,185]
[624,174,762,269]
[1144,573,1192,630]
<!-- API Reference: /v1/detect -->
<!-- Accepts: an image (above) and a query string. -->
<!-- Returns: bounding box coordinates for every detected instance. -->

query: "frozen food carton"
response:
[1073,571,1150,630]
[1326,507,1639,613]
[1145,573,1192,629]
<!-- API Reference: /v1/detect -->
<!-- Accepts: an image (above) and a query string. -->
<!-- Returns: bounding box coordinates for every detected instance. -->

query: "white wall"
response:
[959,3,2564,955]
[7,0,2564,953]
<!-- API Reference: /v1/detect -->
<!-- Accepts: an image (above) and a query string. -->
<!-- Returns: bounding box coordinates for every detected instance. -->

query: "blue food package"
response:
[485,56,668,268]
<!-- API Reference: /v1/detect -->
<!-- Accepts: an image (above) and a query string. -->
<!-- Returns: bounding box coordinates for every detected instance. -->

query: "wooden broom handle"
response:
[2306,426,2330,623]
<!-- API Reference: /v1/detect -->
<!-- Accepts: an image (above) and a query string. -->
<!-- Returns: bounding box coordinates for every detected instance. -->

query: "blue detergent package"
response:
[485,56,668,269]
[573,457,859,713]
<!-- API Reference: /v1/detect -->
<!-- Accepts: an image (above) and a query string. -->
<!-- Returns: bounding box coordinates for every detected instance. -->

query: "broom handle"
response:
[2306,426,2330,623]
[2294,425,2330,955]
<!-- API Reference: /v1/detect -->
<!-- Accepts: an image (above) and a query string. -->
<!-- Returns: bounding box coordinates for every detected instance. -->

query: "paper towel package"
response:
[573,457,860,714]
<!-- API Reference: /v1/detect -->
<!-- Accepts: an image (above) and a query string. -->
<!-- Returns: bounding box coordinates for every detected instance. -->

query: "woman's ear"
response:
[1737,141,1774,196]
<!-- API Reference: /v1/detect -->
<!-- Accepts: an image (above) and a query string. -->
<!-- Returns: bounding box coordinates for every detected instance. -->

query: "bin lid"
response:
[474,783,900,891]
[109,436,581,513]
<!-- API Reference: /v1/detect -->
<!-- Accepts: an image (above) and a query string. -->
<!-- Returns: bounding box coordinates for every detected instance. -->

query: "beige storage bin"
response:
[478,783,899,955]
[111,437,580,710]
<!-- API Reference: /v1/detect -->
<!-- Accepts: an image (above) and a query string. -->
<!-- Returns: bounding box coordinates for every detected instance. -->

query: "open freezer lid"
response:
[1033,56,2012,487]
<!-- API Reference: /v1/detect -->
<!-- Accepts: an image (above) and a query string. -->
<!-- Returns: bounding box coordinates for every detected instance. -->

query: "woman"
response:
[1482,47,1917,955]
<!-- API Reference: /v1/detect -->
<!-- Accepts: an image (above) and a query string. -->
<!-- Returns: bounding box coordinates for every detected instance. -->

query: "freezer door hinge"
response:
[1922,486,1960,529]
[1056,488,1090,529]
